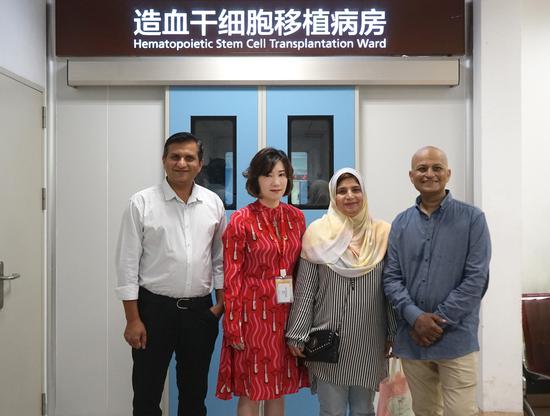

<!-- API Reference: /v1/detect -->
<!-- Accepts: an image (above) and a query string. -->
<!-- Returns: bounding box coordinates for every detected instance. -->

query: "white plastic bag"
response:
[377,358,414,416]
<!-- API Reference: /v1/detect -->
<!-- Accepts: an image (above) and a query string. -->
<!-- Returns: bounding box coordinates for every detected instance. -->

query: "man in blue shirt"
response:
[383,146,491,416]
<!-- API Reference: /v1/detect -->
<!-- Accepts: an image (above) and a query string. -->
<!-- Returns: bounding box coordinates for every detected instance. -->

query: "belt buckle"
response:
[176,298,191,310]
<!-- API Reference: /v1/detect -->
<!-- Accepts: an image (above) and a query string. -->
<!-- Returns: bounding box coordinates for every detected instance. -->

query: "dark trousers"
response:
[132,288,219,416]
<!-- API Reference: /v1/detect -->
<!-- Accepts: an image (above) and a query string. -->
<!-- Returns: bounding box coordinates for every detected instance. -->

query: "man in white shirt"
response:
[116,132,226,416]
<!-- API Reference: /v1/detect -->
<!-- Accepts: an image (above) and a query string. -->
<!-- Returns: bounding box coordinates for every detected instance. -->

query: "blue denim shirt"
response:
[383,191,491,360]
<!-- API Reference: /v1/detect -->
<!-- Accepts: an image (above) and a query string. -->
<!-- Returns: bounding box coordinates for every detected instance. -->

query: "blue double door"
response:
[168,86,355,415]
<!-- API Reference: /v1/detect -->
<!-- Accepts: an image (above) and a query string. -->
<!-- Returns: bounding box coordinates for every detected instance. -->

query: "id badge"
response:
[275,277,294,303]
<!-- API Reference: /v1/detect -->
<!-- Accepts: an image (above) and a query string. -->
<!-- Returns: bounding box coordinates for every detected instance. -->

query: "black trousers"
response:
[132,288,219,416]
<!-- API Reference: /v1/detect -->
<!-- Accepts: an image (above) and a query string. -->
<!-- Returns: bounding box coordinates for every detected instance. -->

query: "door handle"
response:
[0,261,20,280]
[0,261,21,310]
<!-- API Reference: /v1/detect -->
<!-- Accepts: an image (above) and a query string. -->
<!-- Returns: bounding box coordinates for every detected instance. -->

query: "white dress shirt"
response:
[116,179,226,300]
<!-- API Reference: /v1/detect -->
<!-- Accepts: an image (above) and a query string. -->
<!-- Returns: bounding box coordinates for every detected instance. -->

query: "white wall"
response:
[358,77,469,224]
[474,0,523,412]
[54,60,164,415]
[521,0,550,294]
[0,0,46,88]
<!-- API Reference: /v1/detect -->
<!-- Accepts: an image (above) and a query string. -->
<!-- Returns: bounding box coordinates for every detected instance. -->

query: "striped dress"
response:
[216,201,309,401]
[286,259,396,391]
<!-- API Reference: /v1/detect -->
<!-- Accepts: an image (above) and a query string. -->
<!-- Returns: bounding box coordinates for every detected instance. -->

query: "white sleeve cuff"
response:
[115,284,139,301]
[213,274,224,290]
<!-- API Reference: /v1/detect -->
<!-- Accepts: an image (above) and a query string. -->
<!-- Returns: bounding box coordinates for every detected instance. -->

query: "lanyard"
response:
[259,206,288,276]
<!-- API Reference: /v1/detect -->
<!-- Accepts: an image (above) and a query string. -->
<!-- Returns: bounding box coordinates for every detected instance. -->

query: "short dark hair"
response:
[244,147,294,198]
[163,132,204,161]
[336,172,360,188]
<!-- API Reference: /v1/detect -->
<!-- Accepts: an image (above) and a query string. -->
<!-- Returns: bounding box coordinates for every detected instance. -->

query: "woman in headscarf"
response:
[286,168,396,416]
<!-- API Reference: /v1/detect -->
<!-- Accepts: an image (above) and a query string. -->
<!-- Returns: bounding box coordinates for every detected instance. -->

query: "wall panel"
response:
[55,60,164,415]
[358,82,468,224]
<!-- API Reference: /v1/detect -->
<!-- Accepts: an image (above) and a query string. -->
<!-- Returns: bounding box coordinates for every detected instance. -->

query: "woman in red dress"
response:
[216,148,309,415]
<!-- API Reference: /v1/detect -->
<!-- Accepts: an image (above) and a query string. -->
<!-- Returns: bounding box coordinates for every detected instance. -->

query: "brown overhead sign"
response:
[56,0,465,57]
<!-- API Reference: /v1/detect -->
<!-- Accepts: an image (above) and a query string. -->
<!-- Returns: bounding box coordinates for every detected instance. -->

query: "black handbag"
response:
[304,329,340,363]
[302,279,353,364]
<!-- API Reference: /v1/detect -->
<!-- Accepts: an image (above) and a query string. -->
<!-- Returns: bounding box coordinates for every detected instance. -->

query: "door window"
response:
[288,116,333,209]
[191,116,237,209]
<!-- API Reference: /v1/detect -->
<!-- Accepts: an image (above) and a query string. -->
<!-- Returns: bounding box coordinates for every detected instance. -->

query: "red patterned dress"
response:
[216,201,309,401]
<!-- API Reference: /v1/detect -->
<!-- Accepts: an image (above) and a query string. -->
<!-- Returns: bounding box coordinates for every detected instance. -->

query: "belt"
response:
[138,287,212,310]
